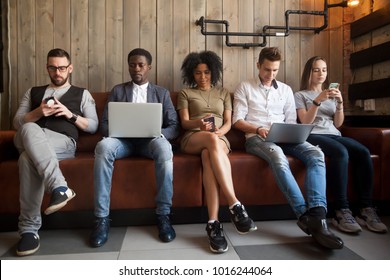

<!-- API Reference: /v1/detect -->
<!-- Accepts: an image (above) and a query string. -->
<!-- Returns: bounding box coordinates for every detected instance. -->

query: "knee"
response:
[207,134,221,149]
[203,134,225,154]
[312,145,325,160]
[94,138,115,157]
[150,138,173,161]
[338,148,349,163]
[18,123,41,138]
[273,156,290,170]
[358,145,371,159]
[306,146,326,166]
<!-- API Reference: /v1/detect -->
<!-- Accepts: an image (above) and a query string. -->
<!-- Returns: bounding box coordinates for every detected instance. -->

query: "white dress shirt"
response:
[233,77,297,139]
[132,82,149,103]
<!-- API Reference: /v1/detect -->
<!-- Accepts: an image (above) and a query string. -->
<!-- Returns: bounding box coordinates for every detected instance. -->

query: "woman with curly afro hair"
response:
[177,51,257,254]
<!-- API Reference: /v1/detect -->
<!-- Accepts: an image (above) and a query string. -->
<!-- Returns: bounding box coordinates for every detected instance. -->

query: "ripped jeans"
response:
[245,136,327,218]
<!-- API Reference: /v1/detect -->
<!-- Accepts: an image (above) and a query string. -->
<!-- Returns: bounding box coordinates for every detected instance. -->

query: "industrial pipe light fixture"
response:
[195,0,360,48]
[328,0,360,8]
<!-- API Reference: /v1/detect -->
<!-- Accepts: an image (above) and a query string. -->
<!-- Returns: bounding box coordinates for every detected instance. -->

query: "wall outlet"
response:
[364,99,375,111]
[355,100,363,108]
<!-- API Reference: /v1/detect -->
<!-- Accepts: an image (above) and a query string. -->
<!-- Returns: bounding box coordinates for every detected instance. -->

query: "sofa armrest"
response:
[340,126,390,199]
[0,130,18,162]
[340,126,390,156]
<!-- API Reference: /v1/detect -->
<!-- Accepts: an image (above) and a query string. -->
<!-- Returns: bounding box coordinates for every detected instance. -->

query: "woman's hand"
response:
[200,114,214,131]
[328,88,343,103]
[316,88,342,103]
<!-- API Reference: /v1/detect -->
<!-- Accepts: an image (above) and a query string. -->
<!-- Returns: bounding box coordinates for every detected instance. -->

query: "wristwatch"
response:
[68,113,78,123]
[313,100,321,106]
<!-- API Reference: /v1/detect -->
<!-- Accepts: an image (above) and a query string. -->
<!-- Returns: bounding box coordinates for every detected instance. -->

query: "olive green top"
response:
[177,87,232,150]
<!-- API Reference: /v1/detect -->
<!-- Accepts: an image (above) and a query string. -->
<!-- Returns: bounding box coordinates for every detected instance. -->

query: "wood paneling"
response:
[1,0,352,128]
[350,41,390,69]
[349,78,390,101]
[351,3,390,38]
[88,0,105,92]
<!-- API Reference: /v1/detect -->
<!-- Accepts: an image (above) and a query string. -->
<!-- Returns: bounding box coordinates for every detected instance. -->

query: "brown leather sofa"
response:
[1,92,389,231]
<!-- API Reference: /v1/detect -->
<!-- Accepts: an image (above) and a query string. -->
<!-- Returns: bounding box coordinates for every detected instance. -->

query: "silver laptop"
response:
[264,123,314,144]
[108,102,162,138]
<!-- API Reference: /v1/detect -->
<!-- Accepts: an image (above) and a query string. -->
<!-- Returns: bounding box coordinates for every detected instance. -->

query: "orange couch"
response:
[1,92,389,231]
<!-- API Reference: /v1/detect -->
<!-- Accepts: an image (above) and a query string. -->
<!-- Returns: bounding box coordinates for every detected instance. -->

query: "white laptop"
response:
[108,102,162,138]
[264,123,314,144]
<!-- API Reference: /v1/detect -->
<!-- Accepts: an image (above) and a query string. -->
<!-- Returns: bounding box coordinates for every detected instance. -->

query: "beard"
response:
[50,75,69,87]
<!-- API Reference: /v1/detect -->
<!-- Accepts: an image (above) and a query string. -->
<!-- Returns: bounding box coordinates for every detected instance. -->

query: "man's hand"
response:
[41,97,72,119]
[257,127,269,138]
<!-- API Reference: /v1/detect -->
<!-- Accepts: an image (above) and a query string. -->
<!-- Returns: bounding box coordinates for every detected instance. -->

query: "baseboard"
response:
[1,202,388,233]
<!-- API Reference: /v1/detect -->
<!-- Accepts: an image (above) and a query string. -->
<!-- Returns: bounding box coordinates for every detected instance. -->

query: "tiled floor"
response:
[1,217,390,260]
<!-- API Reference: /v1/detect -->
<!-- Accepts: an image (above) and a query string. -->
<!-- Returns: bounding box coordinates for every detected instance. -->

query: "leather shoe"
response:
[90,216,110,247]
[156,214,176,242]
[298,213,344,249]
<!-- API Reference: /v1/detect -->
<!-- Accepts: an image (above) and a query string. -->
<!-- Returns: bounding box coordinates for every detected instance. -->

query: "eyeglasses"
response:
[47,64,71,72]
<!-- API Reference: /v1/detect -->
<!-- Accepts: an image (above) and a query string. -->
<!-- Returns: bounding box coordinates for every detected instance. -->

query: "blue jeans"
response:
[307,134,373,210]
[245,136,327,218]
[93,136,174,217]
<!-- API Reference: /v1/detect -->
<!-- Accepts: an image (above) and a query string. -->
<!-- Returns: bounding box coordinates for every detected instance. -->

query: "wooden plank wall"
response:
[349,1,390,116]
[0,0,358,129]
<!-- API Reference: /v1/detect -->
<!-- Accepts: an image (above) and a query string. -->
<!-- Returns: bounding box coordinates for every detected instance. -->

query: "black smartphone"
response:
[203,116,215,132]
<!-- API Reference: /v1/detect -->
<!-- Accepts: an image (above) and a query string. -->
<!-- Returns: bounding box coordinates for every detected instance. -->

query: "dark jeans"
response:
[307,134,374,210]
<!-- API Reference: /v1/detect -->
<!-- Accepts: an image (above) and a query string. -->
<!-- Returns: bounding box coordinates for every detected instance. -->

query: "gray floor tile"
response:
[0,227,126,259]
[119,247,240,260]
[0,217,388,260]
[235,242,363,260]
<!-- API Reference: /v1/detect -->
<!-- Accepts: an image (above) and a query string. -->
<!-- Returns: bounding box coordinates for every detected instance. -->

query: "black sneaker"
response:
[16,233,40,256]
[44,187,76,215]
[156,215,176,242]
[230,204,257,234]
[206,221,228,253]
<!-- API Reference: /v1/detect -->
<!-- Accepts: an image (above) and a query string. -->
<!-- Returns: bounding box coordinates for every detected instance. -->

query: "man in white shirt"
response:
[90,48,180,247]
[233,47,343,249]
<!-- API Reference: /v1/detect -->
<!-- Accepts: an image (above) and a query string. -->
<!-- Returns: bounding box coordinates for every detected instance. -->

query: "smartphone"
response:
[203,116,215,132]
[44,96,55,106]
[328,82,339,89]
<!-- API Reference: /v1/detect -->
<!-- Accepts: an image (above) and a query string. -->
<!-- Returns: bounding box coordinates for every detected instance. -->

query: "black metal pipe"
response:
[195,0,333,48]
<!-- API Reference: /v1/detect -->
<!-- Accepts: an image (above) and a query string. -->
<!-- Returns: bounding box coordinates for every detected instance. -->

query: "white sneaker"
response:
[332,209,362,233]
[356,207,388,233]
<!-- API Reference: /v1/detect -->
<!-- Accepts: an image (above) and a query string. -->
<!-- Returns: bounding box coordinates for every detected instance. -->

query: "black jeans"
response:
[307,134,374,210]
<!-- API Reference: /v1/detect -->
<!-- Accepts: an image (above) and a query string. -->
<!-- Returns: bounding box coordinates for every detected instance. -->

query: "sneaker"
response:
[206,221,228,253]
[332,209,362,233]
[16,233,40,256]
[356,207,388,233]
[229,204,257,234]
[44,187,76,215]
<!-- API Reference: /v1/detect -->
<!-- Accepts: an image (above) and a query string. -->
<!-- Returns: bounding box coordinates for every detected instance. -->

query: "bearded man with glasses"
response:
[12,48,99,256]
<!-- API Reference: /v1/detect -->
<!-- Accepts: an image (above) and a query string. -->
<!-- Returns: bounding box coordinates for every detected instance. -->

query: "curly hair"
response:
[181,51,223,87]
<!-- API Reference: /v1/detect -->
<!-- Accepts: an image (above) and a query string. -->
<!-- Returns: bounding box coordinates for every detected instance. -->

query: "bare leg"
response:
[183,132,239,209]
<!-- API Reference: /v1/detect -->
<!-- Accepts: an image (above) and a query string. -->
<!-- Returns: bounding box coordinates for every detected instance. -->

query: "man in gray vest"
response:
[13,48,99,256]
